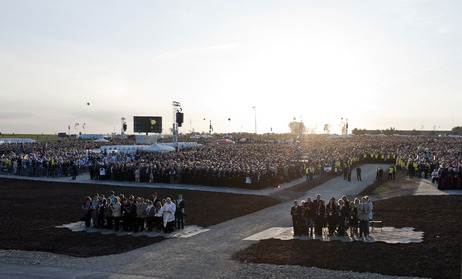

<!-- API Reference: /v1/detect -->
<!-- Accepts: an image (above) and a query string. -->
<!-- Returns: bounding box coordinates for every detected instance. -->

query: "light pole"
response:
[341,117,348,135]
[172,101,181,146]
[121,117,126,138]
[252,106,257,134]
[346,118,349,135]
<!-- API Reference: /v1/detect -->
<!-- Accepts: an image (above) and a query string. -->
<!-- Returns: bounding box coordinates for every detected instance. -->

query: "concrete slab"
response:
[244,226,423,244]
[243,227,293,241]
[56,221,209,239]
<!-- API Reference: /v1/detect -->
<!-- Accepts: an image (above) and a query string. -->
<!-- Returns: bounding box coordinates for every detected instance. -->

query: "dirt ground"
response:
[0,177,279,257]
[1,176,461,278]
[233,194,462,279]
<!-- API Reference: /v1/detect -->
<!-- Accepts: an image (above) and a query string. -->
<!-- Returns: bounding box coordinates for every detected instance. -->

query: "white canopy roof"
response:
[140,143,175,153]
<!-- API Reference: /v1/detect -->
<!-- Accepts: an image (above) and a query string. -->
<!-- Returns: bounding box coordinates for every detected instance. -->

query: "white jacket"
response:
[162,202,176,224]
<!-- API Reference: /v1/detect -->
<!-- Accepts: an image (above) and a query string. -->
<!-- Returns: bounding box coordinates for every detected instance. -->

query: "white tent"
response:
[140,143,175,153]
[93,138,109,142]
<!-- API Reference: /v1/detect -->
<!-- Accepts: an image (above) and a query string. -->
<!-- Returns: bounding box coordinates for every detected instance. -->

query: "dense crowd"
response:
[82,191,185,233]
[1,134,462,189]
[291,194,373,237]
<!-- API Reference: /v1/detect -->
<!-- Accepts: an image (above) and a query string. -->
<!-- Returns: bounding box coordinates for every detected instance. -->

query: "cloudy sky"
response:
[0,0,461,135]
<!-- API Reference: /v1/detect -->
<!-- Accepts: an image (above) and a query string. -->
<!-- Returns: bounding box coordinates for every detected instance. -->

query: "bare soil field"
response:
[1,175,460,278]
[233,194,462,279]
[0,178,279,257]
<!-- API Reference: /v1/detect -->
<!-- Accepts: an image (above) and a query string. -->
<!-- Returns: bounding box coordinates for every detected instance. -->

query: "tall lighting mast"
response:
[252,106,257,134]
[172,101,182,147]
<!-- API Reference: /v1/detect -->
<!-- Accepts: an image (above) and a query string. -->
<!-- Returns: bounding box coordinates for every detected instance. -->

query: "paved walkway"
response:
[414,178,462,196]
[0,172,306,196]
[0,164,428,278]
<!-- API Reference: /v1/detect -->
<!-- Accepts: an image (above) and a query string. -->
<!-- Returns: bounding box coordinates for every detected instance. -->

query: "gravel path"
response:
[0,164,425,279]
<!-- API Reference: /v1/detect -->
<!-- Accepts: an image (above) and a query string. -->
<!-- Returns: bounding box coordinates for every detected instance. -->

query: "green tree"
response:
[288,121,307,134]
[323,123,331,134]
[352,128,368,135]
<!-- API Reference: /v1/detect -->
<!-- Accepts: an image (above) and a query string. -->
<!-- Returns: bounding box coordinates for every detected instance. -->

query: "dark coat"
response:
[302,201,315,218]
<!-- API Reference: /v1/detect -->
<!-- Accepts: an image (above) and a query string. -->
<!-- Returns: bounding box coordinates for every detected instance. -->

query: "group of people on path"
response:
[291,194,373,238]
[82,191,185,234]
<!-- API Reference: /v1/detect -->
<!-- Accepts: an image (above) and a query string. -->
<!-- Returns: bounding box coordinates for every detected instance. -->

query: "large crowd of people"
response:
[291,194,374,237]
[1,134,462,189]
[82,191,185,233]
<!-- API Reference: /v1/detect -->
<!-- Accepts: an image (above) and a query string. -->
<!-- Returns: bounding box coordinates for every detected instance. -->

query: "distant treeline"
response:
[351,128,459,136]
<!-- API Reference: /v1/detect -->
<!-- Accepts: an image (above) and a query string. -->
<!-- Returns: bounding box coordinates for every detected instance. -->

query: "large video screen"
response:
[133,116,162,133]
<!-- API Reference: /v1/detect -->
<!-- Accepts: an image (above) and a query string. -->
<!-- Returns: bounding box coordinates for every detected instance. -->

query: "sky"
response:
[0,0,461,135]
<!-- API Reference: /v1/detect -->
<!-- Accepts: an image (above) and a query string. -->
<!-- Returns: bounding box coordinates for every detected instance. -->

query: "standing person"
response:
[152,192,160,206]
[314,198,325,236]
[305,167,310,183]
[356,166,362,181]
[169,168,176,184]
[134,167,141,183]
[111,197,121,231]
[108,191,116,203]
[135,197,147,233]
[100,166,106,180]
[105,198,113,229]
[365,196,373,236]
[341,195,350,210]
[341,195,350,232]
[176,194,185,229]
[154,201,163,232]
[97,199,106,229]
[303,196,315,236]
[128,197,137,232]
[145,200,155,232]
[313,194,322,208]
[71,160,78,180]
[326,197,338,236]
[337,199,348,236]
[121,198,130,231]
[358,197,371,237]
[82,196,92,228]
[348,200,358,236]
[388,166,393,180]
[376,166,382,182]
[290,200,303,236]
[90,194,99,228]
[162,198,176,233]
